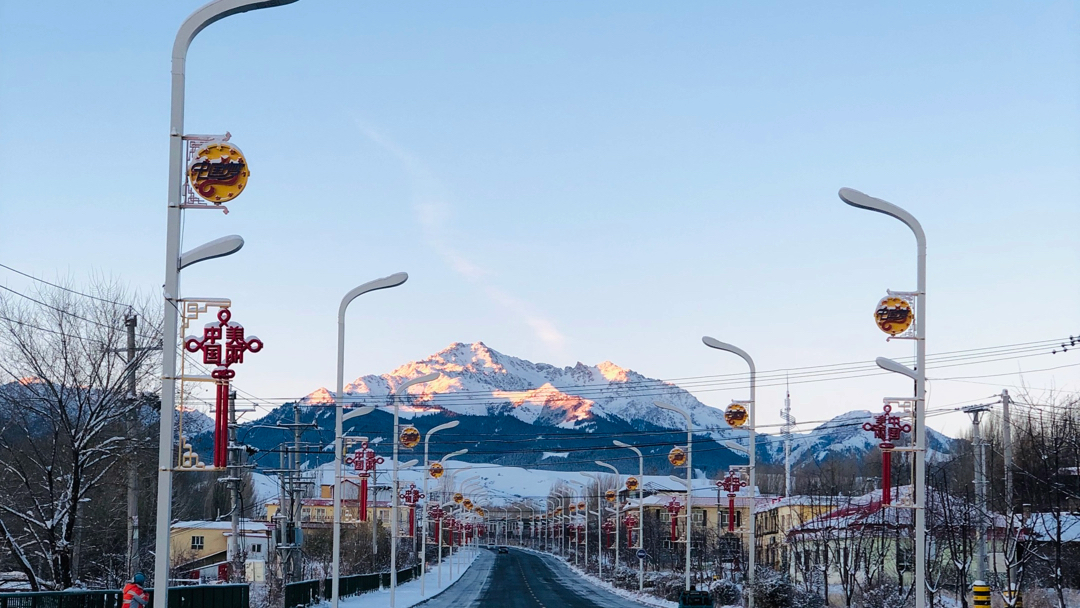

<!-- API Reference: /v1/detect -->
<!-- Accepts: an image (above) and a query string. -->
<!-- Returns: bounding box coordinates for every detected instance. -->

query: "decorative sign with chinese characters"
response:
[668,446,687,467]
[605,489,617,502]
[183,307,263,468]
[453,492,463,504]
[725,403,749,427]
[187,141,249,203]
[718,470,748,532]
[626,476,639,492]
[874,296,914,336]
[862,403,912,505]
[429,462,444,478]
[400,426,421,449]
[344,440,383,522]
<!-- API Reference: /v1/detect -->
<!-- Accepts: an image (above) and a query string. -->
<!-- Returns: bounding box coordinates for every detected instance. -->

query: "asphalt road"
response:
[422,548,639,608]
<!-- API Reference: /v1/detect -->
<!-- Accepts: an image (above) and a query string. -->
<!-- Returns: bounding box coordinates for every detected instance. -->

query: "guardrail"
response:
[0,584,248,608]
[284,565,421,608]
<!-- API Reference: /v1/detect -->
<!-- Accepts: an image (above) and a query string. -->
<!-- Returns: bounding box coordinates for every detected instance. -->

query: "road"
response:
[421,548,639,608]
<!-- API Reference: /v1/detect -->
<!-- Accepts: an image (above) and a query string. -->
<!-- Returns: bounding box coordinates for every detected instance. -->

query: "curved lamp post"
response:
[154,2,298,604]
[839,187,928,608]
[613,440,645,591]
[654,401,693,591]
[580,474,600,574]
[701,337,756,605]
[595,460,621,578]
[420,421,459,596]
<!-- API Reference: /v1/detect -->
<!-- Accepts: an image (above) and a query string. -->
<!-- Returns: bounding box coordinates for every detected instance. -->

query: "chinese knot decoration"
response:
[345,441,383,522]
[623,513,639,549]
[184,307,263,468]
[400,483,424,538]
[602,519,615,549]
[862,403,912,505]
[718,470,748,532]
[665,497,683,542]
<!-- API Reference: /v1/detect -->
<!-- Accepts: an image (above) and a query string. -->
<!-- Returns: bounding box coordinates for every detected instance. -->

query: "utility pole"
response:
[228,391,244,582]
[1002,389,1013,511]
[782,382,794,498]
[125,314,140,579]
[964,403,992,584]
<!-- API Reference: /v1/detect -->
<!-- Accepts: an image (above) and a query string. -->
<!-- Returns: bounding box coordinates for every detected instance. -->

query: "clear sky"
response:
[1,1,1077,437]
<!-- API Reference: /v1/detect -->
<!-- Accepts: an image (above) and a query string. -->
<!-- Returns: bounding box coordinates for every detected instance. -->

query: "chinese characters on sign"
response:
[874,296,914,336]
[862,403,912,505]
[187,141,250,203]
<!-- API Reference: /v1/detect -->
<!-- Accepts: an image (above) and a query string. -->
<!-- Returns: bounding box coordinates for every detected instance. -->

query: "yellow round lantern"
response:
[668,446,687,467]
[874,296,914,336]
[725,403,749,428]
[429,462,444,479]
[605,489,617,502]
[626,476,639,492]
[453,492,463,504]
[399,426,421,449]
[463,498,473,510]
[569,504,576,513]
[577,501,586,511]
[187,141,249,203]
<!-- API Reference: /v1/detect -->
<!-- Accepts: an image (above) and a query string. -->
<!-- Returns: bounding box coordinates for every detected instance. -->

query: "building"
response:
[265,484,392,526]
[170,519,273,582]
[754,496,835,575]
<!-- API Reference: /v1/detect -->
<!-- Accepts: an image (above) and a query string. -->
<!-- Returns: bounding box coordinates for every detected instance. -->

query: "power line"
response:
[0,262,130,306]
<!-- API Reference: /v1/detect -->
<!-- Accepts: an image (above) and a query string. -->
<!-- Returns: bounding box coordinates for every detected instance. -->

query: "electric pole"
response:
[781,382,794,498]
[228,390,244,582]
[125,314,139,579]
[963,403,992,584]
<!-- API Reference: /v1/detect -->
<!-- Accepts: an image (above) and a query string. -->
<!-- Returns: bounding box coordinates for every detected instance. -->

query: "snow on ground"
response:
[519,547,676,608]
[330,549,479,608]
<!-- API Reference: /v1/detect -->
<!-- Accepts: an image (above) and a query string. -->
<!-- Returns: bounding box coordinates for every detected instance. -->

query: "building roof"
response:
[171,519,272,533]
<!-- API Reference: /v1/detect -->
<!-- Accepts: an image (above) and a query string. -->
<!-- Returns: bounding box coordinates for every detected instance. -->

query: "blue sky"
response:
[1,1,1077,436]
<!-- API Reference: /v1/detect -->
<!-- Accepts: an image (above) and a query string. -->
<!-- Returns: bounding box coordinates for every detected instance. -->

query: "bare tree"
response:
[0,279,160,589]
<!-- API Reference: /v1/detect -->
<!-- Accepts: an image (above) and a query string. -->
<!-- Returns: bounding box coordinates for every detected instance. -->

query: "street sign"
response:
[187,141,249,203]
[874,295,913,336]
[636,549,647,559]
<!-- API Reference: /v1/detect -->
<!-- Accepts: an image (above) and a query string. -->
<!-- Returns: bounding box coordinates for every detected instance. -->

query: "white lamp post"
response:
[154,2,296,604]
[613,440,645,591]
[701,337,756,606]
[331,273,409,608]
[595,460,621,578]
[654,401,693,592]
[839,187,928,608]
[389,373,440,607]
[420,421,459,596]
[581,474,600,575]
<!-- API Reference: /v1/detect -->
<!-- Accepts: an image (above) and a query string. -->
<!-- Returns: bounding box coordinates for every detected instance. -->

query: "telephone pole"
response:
[963,403,992,584]
[228,391,244,582]
[125,314,139,579]
[781,382,794,497]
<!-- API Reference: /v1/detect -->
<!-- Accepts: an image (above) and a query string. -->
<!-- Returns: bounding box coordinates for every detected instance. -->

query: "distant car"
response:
[497,546,509,554]
[677,590,713,608]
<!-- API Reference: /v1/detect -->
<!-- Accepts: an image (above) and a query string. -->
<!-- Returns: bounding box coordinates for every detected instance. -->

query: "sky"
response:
[1,1,1077,438]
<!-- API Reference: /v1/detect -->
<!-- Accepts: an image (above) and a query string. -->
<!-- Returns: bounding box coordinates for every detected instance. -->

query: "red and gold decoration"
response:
[605,489,617,502]
[345,440,383,522]
[668,446,687,467]
[862,403,912,505]
[399,426,421,449]
[183,307,263,468]
[625,476,639,492]
[577,501,586,511]
[874,296,914,336]
[718,470,748,532]
[428,462,444,479]
[453,492,463,504]
[623,513,639,549]
[187,141,249,203]
[724,403,749,427]
[400,483,424,538]
[463,498,473,511]
[602,519,615,549]
[665,496,683,542]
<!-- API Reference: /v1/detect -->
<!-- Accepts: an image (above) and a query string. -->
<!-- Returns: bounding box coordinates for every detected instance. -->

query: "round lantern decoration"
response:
[668,446,687,467]
[626,476,640,492]
[429,462,444,478]
[577,501,586,511]
[463,498,473,510]
[569,504,577,513]
[874,296,914,336]
[399,426,421,449]
[605,489,617,502]
[187,141,250,203]
[453,492,464,504]
[724,403,749,428]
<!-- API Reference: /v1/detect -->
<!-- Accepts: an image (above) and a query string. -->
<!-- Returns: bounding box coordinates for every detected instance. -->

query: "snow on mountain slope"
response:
[303,341,737,440]
[759,409,956,463]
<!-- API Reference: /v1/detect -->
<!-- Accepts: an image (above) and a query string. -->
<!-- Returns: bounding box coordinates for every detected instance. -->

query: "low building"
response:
[170,519,272,582]
[754,496,835,575]
[265,484,392,526]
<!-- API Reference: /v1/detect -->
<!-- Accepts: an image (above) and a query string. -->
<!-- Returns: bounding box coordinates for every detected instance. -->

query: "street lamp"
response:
[389,373,440,607]
[613,440,645,591]
[701,337,757,605]
[154,3,297,606]
[654,401,693,592]
[420,420,459,596]
[330,273,409,608]
[839,186,928,608]
[581,474,600,574]
[596,460,621,578]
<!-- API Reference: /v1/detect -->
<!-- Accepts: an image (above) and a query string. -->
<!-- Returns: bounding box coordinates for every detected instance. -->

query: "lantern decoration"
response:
[184,307,263,468]
[476,507,485,517]
[463,498,473,511]
[577,501,586,511]
[569,504,577,513]
[724,403,749,427]
[602,519,615,549]
[429,462,444,478]
[874,296,914,336]
[862,403,912,505]
[665,497,683,542]
[718,470,748,532]
[345,440,383,522]
[623,513,639,549]
[626,476,639,492]
[668,446,687,467]
[187,141,250,203]
[605,489,617,503]
[429,504,444,542]
[453,492,464,504]
[400,426,421,449]
[400,483,424,538]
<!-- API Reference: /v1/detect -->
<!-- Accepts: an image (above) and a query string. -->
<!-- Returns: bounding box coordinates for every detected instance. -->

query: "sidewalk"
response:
[332,549,487,608]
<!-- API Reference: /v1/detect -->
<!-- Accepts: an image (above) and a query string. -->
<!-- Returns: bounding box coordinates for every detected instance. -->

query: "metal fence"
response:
[0,585,248,608]
[284,565,422,608]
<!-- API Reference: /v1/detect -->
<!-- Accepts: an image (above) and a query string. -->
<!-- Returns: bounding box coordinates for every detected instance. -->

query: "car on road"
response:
[497,546,509,554]
[677,589,713,608]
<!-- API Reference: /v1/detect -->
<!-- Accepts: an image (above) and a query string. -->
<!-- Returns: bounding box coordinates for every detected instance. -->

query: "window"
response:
[720,511,742,528]
[250,543,262,554]
[692,511,704,524]
[191,536,205,551]
[660,512,671,523]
